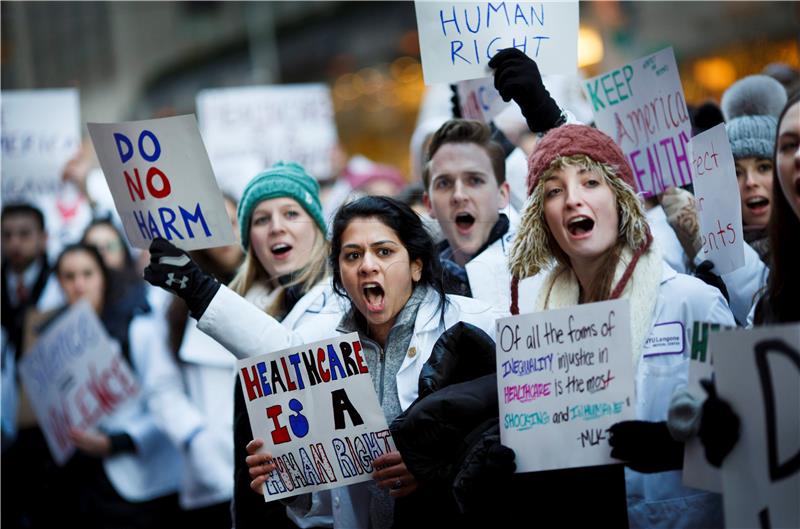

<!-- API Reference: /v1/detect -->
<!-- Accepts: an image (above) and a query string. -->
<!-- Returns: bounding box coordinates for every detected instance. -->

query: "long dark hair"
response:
[329,196,447,325]
[756,93,800,324]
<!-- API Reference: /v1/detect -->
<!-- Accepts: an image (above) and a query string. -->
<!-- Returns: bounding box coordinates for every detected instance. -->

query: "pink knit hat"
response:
[527,124,635,196]
[509,124,652,315]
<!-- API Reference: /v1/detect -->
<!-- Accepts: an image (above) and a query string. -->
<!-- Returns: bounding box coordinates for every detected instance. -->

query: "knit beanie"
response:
[237,161,326,250]
[721,75,787,160]
[509,124,652,314]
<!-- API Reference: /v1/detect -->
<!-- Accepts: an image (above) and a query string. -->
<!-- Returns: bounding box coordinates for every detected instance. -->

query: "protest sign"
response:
[712,324,800,529]
[415,1,579,85]
[196,84,337,197]
[496,299,635,472]
[682,321,733,493]
[456,77,508,122]
[583,47,692,198]
[18,302,140,465]
[87,115,236,251]
[238,333,394,501]
[1,89,81,203]
[690,124,745,274]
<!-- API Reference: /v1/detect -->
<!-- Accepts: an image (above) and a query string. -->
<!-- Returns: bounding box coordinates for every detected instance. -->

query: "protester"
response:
[138,195,242,526]
[143,195,498,529]
[26,243,181,528]
[396,125,735,527]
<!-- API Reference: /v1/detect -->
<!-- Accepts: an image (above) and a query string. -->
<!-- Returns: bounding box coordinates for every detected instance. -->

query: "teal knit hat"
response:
[237,161,326,250]
[721,74,787,161]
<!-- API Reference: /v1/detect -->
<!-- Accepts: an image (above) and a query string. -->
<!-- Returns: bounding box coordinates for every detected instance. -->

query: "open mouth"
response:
[567,216,595,236]
[362,282,385,313]
[455,212,475,232]
[271,243,292,256]
[745,196,770,212]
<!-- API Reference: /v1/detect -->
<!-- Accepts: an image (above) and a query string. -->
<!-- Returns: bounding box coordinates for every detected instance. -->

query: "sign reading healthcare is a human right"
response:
[238,333,394,502]
[583,47,692,198]
[415,1,579,85]
[88,115,236,251]
[496,299,636,473]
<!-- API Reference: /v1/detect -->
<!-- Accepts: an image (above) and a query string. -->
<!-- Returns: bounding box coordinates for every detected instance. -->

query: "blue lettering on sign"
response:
[131,202,212,241]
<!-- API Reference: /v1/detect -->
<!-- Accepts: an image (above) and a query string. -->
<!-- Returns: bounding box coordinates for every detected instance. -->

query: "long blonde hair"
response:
[229,225,330,318]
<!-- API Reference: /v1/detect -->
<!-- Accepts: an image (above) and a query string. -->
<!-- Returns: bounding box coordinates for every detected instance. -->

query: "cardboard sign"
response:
[712,324,800,529]
[496,299,635,472]
[690,124,745,274]
[682,322,733,493]
[583,47,692,198]
[196,84,337,197]
[1,89,81,203]
[415,1,579,85]
[456,77,508,122]
[87,115,236,251]
[18,302,140,465]
[238,333,394,502]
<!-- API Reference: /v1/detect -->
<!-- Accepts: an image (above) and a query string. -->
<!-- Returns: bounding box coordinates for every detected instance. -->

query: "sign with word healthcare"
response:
[88,115,236,251]
[712,324,800,529]
[238,333,394,501]
[496,299,635,472]
[415,1,578,85]
[197,84,337,197]
[1,88,81,203]
[584,47,692,198]
[18,302,140,465]
[682,321,733,493]
[690,124,745,274]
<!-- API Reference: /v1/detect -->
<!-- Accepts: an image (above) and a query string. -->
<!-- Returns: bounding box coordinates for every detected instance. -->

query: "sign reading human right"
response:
[496,299,635,473]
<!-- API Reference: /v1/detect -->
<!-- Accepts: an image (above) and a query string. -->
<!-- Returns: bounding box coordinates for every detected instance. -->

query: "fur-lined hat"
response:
[722,75,787,161]
[509,125,652,314]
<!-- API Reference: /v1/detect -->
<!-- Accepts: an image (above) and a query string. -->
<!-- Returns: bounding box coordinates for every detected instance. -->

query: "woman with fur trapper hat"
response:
[508,125,736,528]
[722,74,787,261]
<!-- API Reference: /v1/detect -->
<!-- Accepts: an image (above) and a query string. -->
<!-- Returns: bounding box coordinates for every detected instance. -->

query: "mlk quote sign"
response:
[238,333,394,501]
[88,115,235,251]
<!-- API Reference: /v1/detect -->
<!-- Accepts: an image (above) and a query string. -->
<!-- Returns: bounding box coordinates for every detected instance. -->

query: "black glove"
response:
[143,237,220,319]
[694,260,731,305]
[449,84,462,118]
[698,378,740,467]
[452,423,516,514]
[488,48,564,133]
[609,420,684,473]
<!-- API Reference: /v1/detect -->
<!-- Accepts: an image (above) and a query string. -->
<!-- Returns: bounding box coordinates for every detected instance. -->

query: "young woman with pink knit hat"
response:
[508,124,736,528]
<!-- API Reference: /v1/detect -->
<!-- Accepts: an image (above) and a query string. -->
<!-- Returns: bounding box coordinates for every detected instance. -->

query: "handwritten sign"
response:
[456,77,509,122]
[682,322,733,492]
[584,47,692,198]
[18,302,140,465]
[1,89,81,203]
[712,324,800,529]
[690,124,745,274]
[415,1,579,85]
[496,299,635,472]
[87,115,236,251]
[196,84,337,197]
[238,333,394,502]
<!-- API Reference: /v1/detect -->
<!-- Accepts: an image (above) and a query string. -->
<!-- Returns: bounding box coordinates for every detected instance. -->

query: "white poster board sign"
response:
[1,89,81,203]
[456,77,508,122]
[415,1,579,85]
[690,123,745,274]
[87,115,236,251]
[583,47,692,198]
[682,321,733,493]
[712,324,800,529]
[18,302,140,465]
[238,333,394,502]
[496,299,636,472]
[196,84,337,197]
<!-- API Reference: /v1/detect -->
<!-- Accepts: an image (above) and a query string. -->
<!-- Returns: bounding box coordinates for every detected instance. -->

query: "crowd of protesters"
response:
[2,47,798,529]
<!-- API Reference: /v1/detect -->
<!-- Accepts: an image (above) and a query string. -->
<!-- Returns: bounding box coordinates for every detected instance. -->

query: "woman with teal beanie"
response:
[230,161,340,529]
